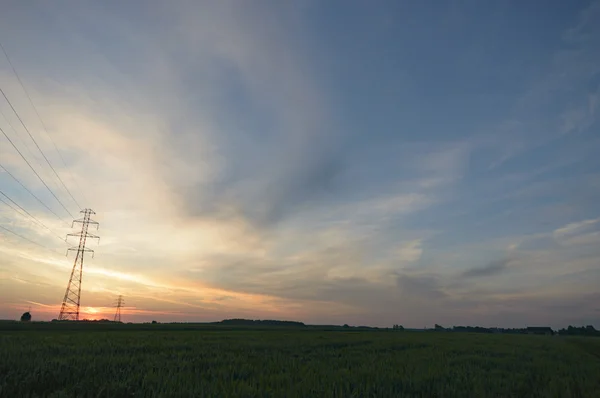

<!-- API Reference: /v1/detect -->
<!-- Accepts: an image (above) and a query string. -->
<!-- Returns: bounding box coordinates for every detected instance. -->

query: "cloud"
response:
[561,232,600,246]
[395,240,423,264]
[554,217,600,238]
[461,258,513,278]
[396,274,447,300]
[483,1,600,168]
[415,142,471,185]
[553,217,600,247]
[132,1,346,230]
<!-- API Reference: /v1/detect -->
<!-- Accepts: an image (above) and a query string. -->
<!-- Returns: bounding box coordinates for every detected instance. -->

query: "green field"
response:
[1,323,600,397]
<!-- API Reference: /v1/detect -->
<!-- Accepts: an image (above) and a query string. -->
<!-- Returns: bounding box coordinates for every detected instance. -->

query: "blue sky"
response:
[0,1,599,328]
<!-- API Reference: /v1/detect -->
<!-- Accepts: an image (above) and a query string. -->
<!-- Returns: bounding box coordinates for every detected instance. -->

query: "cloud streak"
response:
[461,258,514,278]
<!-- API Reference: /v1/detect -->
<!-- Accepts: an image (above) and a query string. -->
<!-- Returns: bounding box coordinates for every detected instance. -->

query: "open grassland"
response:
[1,324,600,397]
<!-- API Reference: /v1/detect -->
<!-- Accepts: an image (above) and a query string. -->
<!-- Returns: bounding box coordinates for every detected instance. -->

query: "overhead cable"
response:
[0,162,70,226]
[0,123,74,218]
[0,189,67,244]
[0,223,58,253]
[0,40,86,209]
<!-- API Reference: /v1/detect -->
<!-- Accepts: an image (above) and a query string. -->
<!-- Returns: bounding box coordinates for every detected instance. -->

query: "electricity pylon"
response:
[114,295,124,322]
[58,209,99,321]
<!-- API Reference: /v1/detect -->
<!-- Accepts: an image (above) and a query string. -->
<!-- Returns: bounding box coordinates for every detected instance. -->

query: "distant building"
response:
[526,326,553,335]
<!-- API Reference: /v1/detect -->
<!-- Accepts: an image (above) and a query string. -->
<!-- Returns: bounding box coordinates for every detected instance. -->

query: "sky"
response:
[0,1,599,329]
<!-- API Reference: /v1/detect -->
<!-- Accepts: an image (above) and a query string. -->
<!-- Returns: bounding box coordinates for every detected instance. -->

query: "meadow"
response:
[1,322,599,397]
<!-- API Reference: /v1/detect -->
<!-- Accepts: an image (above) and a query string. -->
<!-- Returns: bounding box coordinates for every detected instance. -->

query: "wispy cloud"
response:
[554,217,600,238]
[461,258,514,278]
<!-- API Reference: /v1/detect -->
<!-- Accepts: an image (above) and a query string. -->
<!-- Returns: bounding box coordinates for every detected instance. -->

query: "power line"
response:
[0,88,76,218]
[0,188,67,244]
[0,108,63,217]
[0,162,69,226]
[0,195,28,220]
[0,108,45,174]
[0,108,69,221]
[0,123,74,219]
[0,41,87,209]
[0,223,57,253]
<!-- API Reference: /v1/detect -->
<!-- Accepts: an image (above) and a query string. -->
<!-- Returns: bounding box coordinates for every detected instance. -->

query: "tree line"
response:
[389,324,600,336]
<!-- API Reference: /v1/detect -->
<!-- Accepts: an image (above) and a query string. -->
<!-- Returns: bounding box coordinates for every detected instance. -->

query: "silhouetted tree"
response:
[452,326,494,333]
[218,319,306,327]
[558,325,599,336]
[20,312,31,322]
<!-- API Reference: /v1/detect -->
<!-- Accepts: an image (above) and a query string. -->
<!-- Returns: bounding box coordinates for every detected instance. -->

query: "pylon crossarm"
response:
[73,219,99,226]
[67,247,95,253]
[67,232,99,240]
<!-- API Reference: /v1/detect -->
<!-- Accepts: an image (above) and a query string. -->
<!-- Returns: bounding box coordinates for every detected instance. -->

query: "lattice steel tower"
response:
[114,295,124,322]
[58,209,99,321]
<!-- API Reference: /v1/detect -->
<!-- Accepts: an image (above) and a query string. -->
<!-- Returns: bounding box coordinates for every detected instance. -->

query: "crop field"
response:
[1,324,600,397]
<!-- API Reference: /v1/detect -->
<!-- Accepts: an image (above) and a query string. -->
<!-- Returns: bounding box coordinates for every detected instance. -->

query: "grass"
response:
[1,323,599,397]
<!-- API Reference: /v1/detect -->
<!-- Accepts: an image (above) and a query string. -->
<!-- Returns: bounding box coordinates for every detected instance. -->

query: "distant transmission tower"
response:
[58,209,99,321]
[114,295,124,322]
